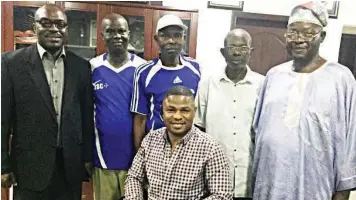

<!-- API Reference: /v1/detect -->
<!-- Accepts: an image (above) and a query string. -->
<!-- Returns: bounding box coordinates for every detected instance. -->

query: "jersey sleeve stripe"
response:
[131,61,155,112]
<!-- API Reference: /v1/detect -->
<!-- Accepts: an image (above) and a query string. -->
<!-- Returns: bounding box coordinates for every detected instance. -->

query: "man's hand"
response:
[1,172,16,188]
[332,190,350,200]
[84,162,93,177]
[133,114,147,152]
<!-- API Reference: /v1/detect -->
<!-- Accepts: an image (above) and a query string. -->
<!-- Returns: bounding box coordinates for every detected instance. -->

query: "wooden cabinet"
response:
[1,1,49,53]
[56,1,99,61]
[110,5,153,59]
[1,1,199,60]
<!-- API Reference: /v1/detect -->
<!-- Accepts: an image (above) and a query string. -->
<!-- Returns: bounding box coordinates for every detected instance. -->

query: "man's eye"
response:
[174,33,182,38]
[57,22,67,28]
[118,29,127,34]
[41,21,51,27]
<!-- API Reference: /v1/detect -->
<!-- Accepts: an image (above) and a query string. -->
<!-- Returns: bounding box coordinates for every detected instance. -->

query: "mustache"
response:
[45,34,62,38]
[165,45,180,48]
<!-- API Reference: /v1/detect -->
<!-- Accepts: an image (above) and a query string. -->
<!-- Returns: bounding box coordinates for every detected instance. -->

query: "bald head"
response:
[33,4,67,54]
[35,4,66,21]
[224,29,252,47]
[101,13,129,32]
[221,29,252,70]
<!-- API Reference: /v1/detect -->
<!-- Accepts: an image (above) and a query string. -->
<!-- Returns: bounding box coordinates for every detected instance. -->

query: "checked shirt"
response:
[125,126,232,200]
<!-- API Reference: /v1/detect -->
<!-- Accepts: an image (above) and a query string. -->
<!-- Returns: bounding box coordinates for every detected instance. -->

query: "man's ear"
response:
[33,23,37,34]
[160,104,164,117]
[220,48,225,57]
[127,30,130,39]
[154,35,158,43]
[320,31,326,43]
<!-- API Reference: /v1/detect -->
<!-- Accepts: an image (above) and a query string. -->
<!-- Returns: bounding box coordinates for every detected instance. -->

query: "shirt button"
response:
[235,165,238,168]
[234,84,237,87]
[233,133,236,135]
[233,116,236,119]
[233,100,236,102]
[234,149,237,152]
[54,80,58,83]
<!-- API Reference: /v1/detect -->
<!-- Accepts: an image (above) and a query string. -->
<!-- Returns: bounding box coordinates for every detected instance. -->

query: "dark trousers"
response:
[14,148,82,200]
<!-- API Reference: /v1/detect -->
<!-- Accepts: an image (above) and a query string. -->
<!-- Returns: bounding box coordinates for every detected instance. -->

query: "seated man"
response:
[125,86,232,200]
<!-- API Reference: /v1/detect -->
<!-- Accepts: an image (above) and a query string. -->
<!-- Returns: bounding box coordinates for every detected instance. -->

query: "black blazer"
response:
[1,45,94,191]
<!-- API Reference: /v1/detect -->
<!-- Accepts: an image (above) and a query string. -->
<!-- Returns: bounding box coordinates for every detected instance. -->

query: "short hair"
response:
[224,29,252,47]
[164,86,194,100]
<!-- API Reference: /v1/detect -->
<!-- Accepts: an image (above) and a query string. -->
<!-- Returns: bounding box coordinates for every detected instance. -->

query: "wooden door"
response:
[338,34,356,78]
[231,12,291,75]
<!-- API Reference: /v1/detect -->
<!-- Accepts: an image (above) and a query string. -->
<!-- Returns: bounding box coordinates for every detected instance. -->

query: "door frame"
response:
[231,11,288,30]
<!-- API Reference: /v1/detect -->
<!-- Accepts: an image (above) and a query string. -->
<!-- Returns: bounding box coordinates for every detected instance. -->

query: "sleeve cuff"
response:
[337,167,356,191]
[131,111,147,116]
[337,176,356,191]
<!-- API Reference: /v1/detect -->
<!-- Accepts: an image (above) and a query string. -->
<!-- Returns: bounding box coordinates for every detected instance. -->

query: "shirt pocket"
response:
[302,107,332,154]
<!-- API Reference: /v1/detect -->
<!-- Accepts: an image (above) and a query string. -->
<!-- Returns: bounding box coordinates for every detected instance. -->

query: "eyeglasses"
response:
[284,30,321,41]
[225,46,251,53]
[36,18,67,29]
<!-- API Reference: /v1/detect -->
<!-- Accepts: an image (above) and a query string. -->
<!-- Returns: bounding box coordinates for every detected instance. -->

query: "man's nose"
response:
[167,37,175,44]
[173,112,183,120]
[113,32,122,39]
[48,24,59,32]
[295,35,306,43]
[232,51,241,56]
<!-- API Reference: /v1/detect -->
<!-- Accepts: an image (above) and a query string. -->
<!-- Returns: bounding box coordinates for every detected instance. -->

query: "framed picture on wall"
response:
[325,1,340,18]
[207,1,244,11]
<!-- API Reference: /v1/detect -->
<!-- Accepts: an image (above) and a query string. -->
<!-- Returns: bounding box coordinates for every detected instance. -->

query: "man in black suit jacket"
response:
[1,4,94,200]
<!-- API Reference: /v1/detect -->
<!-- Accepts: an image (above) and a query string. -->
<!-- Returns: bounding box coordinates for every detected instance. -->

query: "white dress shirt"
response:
[195,66,264,198]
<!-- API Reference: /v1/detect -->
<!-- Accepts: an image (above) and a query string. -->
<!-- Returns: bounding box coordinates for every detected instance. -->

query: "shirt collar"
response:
[103,52,134,69]
[157,54,186,70]
[103,52,134,62]
[37,43,66,60]
[218,65,254,84]
[163,126,196,146]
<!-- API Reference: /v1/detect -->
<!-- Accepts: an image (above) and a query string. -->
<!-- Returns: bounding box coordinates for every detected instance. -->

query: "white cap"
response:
[156,14,188,34]
[288,1,328,28]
